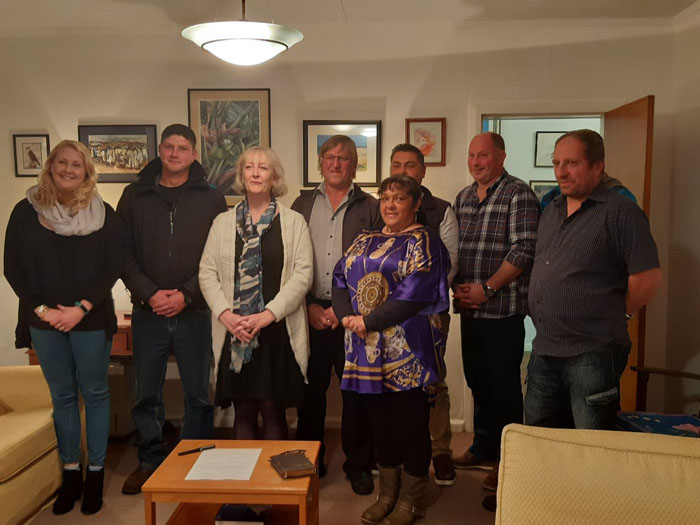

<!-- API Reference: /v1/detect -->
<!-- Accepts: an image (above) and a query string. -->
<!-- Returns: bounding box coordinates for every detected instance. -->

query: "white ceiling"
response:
[1,0,698,62]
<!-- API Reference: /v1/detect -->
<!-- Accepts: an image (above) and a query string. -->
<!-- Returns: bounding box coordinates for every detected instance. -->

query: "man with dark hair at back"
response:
[452,132,540,495]
[292,135,382,495]
[526,129,661,430]
[118,124,227,494]
[389,143,459,486]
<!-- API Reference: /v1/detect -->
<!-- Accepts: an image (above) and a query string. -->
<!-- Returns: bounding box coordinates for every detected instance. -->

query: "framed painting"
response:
[13,134,50,177]
[302,120,381,187]
[188,88,271,205]
[534,131,566,167]
[529,180,559,202]
[405,118,446,166]
[78,124,157,182]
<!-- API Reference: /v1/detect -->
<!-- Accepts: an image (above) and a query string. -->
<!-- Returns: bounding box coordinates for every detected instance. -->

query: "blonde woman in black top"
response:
[4,139,122,515]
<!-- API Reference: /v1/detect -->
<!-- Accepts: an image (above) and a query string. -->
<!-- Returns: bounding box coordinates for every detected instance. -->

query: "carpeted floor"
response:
[32,428,496,524]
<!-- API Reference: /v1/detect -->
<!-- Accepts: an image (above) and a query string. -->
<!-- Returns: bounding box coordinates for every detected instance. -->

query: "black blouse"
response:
[3,198,123,346]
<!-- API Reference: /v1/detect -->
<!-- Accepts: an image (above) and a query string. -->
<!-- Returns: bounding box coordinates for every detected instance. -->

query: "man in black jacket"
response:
[118,124,227,494]
[292,135,382,495]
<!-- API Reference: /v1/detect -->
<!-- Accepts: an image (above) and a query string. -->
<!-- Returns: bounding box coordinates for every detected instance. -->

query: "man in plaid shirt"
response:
[452,132,540,494]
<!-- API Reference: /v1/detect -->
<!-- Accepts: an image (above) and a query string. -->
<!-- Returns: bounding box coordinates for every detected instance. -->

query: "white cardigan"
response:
[199,203,313,381]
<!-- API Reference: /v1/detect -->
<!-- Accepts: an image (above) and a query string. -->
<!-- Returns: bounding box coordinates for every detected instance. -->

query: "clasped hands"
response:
[219,309,276,344]
[36,302,92,332]
[149,289,186,317]
[452,283,488,310]
[342,315,367,339]
[307,303,339,331]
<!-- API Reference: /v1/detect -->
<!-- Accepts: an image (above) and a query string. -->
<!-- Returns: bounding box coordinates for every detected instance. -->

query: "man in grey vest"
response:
[292,135,382,495]
[389,143,459,486]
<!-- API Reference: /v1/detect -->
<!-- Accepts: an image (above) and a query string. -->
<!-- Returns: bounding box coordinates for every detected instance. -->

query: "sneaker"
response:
[452,451,496,471]
[482,494,497,512]
[122,468,154,495]
[482,463,499,491]
[348,470,375,495]
[432,454,456,486]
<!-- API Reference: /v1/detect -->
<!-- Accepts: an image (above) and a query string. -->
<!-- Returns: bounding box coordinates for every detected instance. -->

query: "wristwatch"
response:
[482,283,497,300]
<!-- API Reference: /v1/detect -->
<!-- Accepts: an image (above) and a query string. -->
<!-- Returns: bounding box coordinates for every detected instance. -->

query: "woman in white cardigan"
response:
[199,146,313,439]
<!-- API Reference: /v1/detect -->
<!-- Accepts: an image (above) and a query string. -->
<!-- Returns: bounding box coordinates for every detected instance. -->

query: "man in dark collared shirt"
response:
[452,132,540,491]
[292,135,381,495]
[526,129,661,430]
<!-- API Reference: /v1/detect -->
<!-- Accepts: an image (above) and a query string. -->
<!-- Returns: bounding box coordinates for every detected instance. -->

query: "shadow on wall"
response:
[664,243,700,416]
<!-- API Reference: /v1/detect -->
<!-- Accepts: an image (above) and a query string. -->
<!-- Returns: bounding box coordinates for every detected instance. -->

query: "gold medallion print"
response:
[356,272,389,315]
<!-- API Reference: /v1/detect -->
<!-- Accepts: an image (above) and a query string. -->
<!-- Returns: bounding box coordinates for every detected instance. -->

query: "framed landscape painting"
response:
[78,124,157,182]
[13,133,50,177]
[405,118,446,166]
[188,88,271,205]
[302,120,381,187]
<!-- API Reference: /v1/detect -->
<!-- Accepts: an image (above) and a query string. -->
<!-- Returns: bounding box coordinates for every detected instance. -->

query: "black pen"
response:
[178,444,216,456]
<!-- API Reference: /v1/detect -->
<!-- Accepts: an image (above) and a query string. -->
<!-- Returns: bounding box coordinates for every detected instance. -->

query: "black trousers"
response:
[364,388,431,477]
[296,322,374,475]
[460,314,525,461]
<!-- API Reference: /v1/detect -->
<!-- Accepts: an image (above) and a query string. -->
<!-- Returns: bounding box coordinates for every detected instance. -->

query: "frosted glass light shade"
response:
[182,21,303,66]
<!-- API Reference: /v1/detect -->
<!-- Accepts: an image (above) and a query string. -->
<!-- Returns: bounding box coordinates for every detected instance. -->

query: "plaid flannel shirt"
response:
[454,170,540,318]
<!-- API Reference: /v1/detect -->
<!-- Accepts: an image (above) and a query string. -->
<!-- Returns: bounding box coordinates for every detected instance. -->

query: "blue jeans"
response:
[460,315,525,461]
[30,327,111,466]
[524,344,630,430]
[131,307,213,469]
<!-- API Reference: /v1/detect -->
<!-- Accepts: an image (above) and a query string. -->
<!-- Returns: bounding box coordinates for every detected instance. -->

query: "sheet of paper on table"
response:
[185,448,262,481]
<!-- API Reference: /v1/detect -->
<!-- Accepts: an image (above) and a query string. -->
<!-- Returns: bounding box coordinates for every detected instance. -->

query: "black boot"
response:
[81,468,105,515]
[53,466,83,515]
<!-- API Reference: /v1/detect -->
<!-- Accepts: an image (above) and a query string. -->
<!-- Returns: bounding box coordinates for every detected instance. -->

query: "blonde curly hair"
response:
[33,140,98,214]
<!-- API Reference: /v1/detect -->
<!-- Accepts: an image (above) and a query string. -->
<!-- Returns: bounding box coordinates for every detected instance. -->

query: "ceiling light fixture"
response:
[182,0,303,66]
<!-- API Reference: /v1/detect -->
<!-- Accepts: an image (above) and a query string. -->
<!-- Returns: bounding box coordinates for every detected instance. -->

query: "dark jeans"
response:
[364,388,431,477]
[295,322,374,476]
[30,328,111,466]
[460,314,525,461]
[524,344,630,430]
[131,307,213,469]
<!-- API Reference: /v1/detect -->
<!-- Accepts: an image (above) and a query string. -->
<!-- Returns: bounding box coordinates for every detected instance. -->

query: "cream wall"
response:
[0,24,692,420]
[666,21,700,415]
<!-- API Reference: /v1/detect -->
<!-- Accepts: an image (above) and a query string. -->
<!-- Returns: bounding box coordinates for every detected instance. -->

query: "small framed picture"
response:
[529,180,559,202]
[188,88,271,205]
[534,131,566,167]
[13,134,50,177]
[78,124,158,183]
[405,118,446,166]
[303,120,382,187]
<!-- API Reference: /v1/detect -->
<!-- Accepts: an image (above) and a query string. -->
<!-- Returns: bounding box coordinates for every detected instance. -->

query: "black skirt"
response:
[214,215,304,408]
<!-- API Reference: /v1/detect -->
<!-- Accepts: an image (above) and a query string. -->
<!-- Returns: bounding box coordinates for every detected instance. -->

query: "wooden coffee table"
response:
[141,439,320,525]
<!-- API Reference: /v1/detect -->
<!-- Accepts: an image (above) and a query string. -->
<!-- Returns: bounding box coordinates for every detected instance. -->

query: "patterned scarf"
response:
[229,197,277,372]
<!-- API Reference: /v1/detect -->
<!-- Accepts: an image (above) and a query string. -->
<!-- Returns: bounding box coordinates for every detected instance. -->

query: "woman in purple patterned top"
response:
[332,174,450,525]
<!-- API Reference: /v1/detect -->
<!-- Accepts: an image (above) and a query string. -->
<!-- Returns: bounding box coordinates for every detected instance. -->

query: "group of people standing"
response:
[3,123,660,524]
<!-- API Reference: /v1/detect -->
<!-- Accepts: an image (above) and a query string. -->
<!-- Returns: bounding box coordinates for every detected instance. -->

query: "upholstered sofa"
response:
[495,423,700,524]
[0,365,61,524]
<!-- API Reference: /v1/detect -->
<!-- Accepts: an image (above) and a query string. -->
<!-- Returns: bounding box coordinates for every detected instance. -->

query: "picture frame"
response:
[188,88,271,205]
[78,124,157,183]
[529,180,559,202]
[405,118,446,166]
[302,120,381,187]
[13,134,50,177]
[534,131,566,167]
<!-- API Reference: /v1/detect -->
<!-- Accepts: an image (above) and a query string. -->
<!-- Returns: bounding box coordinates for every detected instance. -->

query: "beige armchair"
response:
[496,423,700,524]
[0,365,61,524]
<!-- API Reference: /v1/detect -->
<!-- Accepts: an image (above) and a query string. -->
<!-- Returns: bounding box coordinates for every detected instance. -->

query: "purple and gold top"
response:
[333,227,450,395]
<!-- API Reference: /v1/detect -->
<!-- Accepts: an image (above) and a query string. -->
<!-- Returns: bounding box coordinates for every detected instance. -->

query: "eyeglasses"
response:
[323,154,351,164]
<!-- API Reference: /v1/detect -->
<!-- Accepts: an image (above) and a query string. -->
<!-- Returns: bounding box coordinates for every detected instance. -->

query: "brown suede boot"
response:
[361,467,401,525]
[380,471,428,525]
